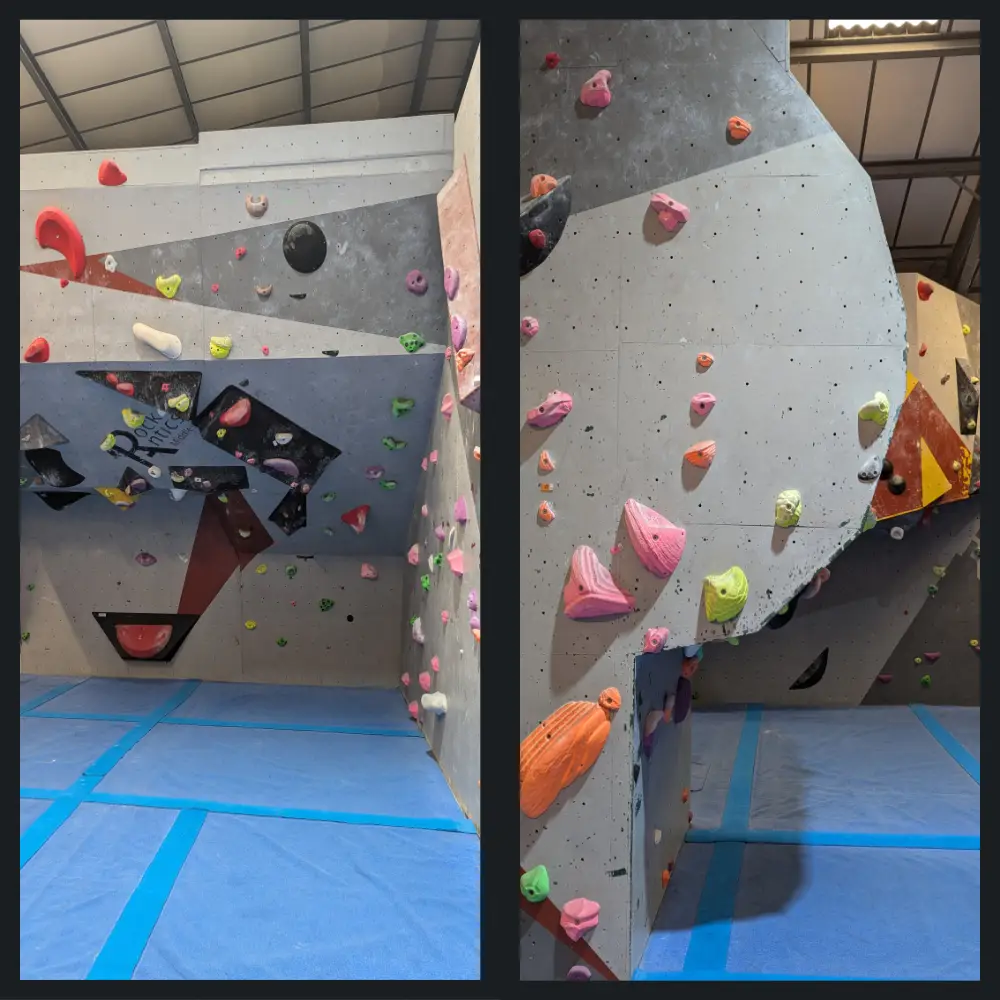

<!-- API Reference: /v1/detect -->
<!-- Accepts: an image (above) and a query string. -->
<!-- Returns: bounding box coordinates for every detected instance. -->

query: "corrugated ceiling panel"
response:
[943,182,975,244]
[438,20,478,41]
[61,69,178,132]
[428,40,471,79]
[861,58,938,160]
[195,76,301,131]
[20,64,42,107]
[166,20,298,63]
[20,135,76,154]
[871,179,908,245]
[421,77,461,113]
[35,23,168,97]
[919,56,980,158]
[20,20,149,52]
[312,84,412,125]
[83,106,191,151]
[895,177,965,246]
[791,63,808,91]
[789,19,812,41]
[310,20,425,68]
[311,47,421,108]
[20,102,62,148]
[182,35,301,103]
[248,111,305,129]
[809,61,872,156]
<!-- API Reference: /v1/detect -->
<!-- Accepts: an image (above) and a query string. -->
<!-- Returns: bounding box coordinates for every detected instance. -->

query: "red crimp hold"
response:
[528,229,546,249]
[544,52,560,69]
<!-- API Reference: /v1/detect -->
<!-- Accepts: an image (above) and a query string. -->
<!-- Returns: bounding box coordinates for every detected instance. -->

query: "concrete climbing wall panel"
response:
[518,19,907,981]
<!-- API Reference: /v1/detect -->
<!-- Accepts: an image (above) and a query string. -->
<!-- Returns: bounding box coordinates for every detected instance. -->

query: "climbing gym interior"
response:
[519,19,979,982]
[20,19,481,980]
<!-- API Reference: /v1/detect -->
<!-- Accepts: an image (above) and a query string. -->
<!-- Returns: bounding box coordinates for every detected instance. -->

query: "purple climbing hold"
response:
[406,270,428,295]
[469,613,481,630]
[135,552,157,567]
[526,391,573,429]
[467,589,478,611]
[262,458,299,478]
[567,966,592,982]
[444,266,460,300]
[451,314,468,351]
[365,465,384,480]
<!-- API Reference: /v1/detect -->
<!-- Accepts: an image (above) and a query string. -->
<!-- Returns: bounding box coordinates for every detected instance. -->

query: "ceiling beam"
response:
[864,156,981,182]
[155,20,199,141]
[19,34,86,150]
[410,19,439,115]
[454,26,481,114]
[299,21,312,124]
[791,31,979,64]
[891,245,952,262]
[944,177,981,289]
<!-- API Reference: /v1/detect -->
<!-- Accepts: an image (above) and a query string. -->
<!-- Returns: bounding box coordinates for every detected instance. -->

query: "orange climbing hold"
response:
[35,207,87,279]
[696,352,715,369]
[538,500,555,523]
[538,450,555,473]
[456,348,475,371]
[519,687,621,818]
[530,174,558,199]
[681,788,690,803]
[661,869,672,889]
[684,440,716,469]
[727,116,752,141]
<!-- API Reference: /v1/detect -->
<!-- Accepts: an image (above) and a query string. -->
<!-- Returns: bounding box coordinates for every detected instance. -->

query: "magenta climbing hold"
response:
[567,966,592,982]
[527,391,573,428]
[454,496,468,523]
[407,543,420,565]
[649,192,690,232]
[406,270,428,295]
[451,315,468,350]
[563,546,634,619]
[447,549,464,576]
[444,266,460,300]
[467,590,478,611]
[430,450,439,464]
[135,552,157,567]
[419,671,432,692]
[441,393,454,419]
[431,655,440,672]
[624,499,686,579]
[691,392,717,416]
[421,456,429,471]
[234,246,247,260]
[408,700,419,719]
[561,898,601,941]
[434,524,446,541]
[643,627,669,653]
[580,69,612,108]
[521,316,540,338]
[401,672,410,686]
[441,610,449,624]
[365,465,384,480]
[361,563,378,580]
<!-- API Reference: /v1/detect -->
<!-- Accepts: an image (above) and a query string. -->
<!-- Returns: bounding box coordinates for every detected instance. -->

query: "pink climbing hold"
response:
[802,567,831,600]
[526,391,573,429]
[444,266,460,300]
[235,247,247,260]
[650,192,690,232]
[211,283,220,294]
[469,613,481,630]
[924,651,941,663]
[419,671,432,692]
[431,655,440,672]
[361,563,378,580]
[421,456,429,471]
[447,549,464,576]
[406,270,428,295]
[430,450,439,464]
[563,546,634,620]
[521,316,540,338]
[560,898,601,941]
[691,392,717,416]
[434,524,447,541]
[261,345,270,356]
[59,278,69,288]
[441,393,454,419]
[454,496,468,523]
[624,499,686,579]
[401,672,410,686]
[421,504,429,517]
[441,611,449,624]
[610,543,623,555]
[567,966,592,982]
[579,69,612,108]
[643,627,670,653]
[877,674,893,684]
[220,398,252,428]
[408,700,419,719]
[445,346,453,360]
[528,229,546,249]
[451,315,468,350]
[407,543,420,566]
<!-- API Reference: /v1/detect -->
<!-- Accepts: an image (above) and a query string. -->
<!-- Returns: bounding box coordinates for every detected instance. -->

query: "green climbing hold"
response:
[421,574,431,591]
[774,489,803,529]
[380,480,398,490]
[778,604,789,616]
[920,674,931,687]
[409,615,419,625]
[382,437,407,451]
[861,506,878,532]
[100,433,117,452]
[285,565,298,579]
[319,598,334,612]
[20,478,29,486]
[21,632,30,642]
[323,526,334,536]
[432,553,444,567]
[927,584,939,596]
[726,636,740,645]
[520,865,550,903]
[392,397,415,417]
[276,637,288,647]
[399,332,425,353]
[322,492,337,502]
[27,584,35,592]
[218,494,229,504]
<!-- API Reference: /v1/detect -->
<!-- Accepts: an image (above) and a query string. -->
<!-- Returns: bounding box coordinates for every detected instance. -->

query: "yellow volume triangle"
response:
[919,438,952,507]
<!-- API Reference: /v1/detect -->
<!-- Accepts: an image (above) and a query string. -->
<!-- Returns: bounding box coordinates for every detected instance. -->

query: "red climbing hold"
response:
[919,342,927,356]
[528,229,547,249]
[97,159,127,186]
[917,280,934,301]
[59,278,69,288]
[341,504,370,534]
[544,52,561,69]
[115,623,172,658]
[35,207,87,279]
[924,651,941,662]
[219,398,252,428]
[116,382,135,397]
[23,338,50,363]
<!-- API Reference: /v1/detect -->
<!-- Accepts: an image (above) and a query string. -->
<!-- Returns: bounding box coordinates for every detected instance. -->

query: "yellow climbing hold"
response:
[858,391,890,427]
[121,408,145,429]
[155,273,182,299]
[970,638,979,648]
[703,566,749,623]
[962,324,971,336]
[774,489,802,528]
[932,565,947,578]
[216,428,227,439]
[914,657,923,665]
[100,433,117,452]
[255,564,267,574]
[209,335,233,359]
[168,393,191,413]
[244,620,257,630]
[778,605,789,616]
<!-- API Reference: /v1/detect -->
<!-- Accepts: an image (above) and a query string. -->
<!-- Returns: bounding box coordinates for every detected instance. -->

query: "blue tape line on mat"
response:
[683,705,762,974]
[19,681,83,715]
[19,787,64,800]
[910,704,980,785]
[635,971,925,981]
[686,828,980,850]
[19,682,202,870]
[160,716,422,738]
[86,809,207,981]
[24,710,147,722]
[85,790,478,834]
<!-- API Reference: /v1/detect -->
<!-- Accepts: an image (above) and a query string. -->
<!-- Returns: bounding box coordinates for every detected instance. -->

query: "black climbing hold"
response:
[289,293,306,300]
[955,358,980,430]
[322,350,340,357]
[282,221,327,274]
[674,676,692,724]
[269,488,307,536]
[238,379,250,388]
[766,592,801,629]
[520,176,572,278]
[33,490,91,511]
[24,448,85,488]
[887,474,906,495]
[790,647,829,690]
[880,458,893,480]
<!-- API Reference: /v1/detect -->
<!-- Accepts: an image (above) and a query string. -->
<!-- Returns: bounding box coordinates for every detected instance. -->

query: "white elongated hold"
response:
[133,322,182,360]
[421,692,448,716]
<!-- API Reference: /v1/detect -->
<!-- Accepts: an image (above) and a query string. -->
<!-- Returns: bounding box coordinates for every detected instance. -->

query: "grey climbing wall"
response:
[20,117,453,684]
[519,20,907,980]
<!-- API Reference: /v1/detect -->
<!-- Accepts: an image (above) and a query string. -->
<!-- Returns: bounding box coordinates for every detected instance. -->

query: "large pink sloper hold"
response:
[624,499,686,579]
[649,192,690,232]
[580,70,612,108]
[526,391,573,429]
[563,546,633,619]
[560,898,601,941]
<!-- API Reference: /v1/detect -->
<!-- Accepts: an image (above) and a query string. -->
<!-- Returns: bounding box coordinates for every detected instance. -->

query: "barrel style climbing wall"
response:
[518,20,908,980]
[19,116,454,684]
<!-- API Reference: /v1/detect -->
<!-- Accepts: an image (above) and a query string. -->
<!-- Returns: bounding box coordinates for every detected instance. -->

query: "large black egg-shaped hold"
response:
[282,221,328,274]
[673,675,693,724]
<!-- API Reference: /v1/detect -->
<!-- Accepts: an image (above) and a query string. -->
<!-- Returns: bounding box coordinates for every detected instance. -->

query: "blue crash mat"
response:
[21,717,135,791]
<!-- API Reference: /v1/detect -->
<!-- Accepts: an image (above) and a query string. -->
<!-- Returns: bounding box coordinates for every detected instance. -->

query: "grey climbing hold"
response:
[858,456,881,482]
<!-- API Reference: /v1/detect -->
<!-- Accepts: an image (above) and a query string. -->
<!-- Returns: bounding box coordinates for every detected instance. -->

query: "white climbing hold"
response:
[169,487,186,501]
[890,526,905,540]
[421,692,447,716]
[104,254,118,273]
[654,829,662,845]
[133,322,182,360]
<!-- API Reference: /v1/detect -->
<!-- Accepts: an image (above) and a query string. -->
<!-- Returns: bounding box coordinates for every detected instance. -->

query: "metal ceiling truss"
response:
[155,20,199,141]
[945,177,981,291]
[299,20,312,124]
[19,33,86,149]
[410,19,439,114]
[791,30,979,64]
[863,157,980,182]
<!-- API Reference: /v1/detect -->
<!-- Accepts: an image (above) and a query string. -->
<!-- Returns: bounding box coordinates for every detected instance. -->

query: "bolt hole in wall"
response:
[20,32,482,979]
[518,19,978,982]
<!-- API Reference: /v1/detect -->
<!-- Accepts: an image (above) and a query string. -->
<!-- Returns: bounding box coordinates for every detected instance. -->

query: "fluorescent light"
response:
[827,19,942,35]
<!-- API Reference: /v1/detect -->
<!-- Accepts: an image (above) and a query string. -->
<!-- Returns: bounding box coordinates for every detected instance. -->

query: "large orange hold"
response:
[115,624,172,658]
[520,687,621,818]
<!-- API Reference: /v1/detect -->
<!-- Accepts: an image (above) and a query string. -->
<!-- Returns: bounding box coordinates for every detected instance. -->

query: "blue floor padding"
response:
[20,799,49,835]
[42,678,193,718]
[926,706,980,762]
[20,803,178,980]
[729,845,980,980]
[166,682,413,733]
[20,675,81,711]
[20,717,135,790]
[95,723,465,822]
[749,708,980,836]
[131,813,480,980]
[690,710,746,829]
